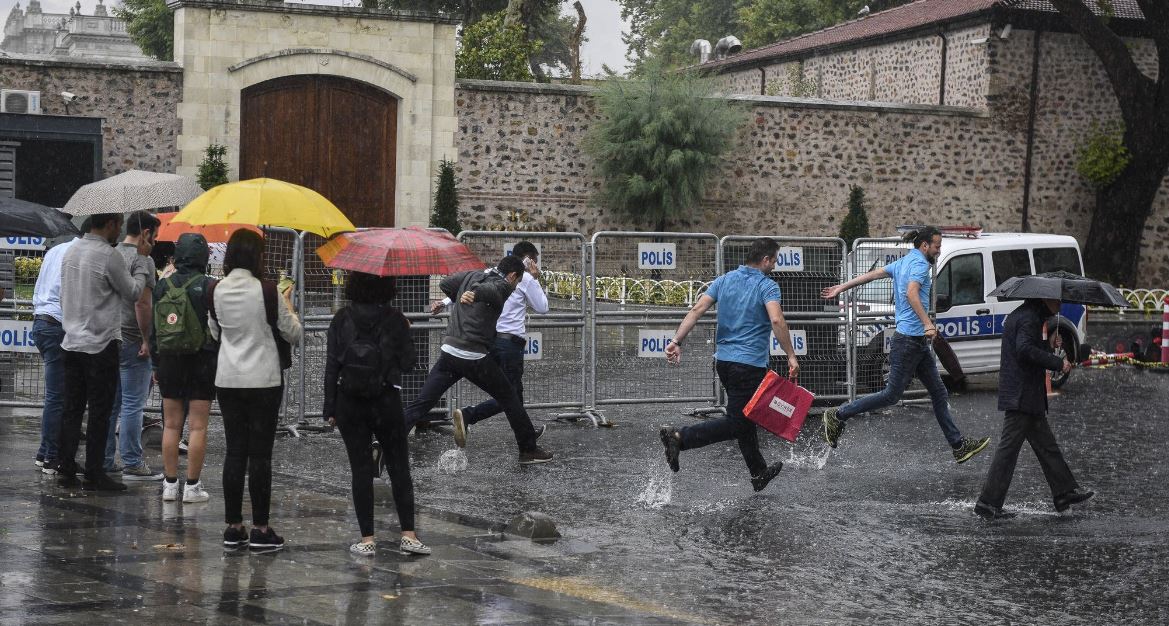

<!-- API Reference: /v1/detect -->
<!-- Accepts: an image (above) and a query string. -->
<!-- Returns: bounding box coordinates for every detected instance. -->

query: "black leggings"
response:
[217,385,283,526]
[336,390,415,536]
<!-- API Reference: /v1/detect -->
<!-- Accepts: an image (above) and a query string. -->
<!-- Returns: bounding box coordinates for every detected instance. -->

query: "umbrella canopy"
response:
[316,227,486,277]
[172,178,356,238]
[62,170,203,216]
[0,197,80,238]
[155,211,260,243]
[988,271,1129,307]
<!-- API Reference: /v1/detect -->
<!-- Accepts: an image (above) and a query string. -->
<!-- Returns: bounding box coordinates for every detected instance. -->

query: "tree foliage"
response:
[839,185,870,249]
[113,0,173,61]
[431,159,462,235]
[455,10,543,81]
[196,144,230,191]
[583,65,745,229]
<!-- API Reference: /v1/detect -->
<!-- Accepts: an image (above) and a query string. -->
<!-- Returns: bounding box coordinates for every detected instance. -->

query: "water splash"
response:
[436,449,468,473]
[783,438,833,470]
[636,473,673,509]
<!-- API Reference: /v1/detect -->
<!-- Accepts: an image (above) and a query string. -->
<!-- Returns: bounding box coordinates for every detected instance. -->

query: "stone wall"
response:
[715,24,990,108]
[0,56,182,176]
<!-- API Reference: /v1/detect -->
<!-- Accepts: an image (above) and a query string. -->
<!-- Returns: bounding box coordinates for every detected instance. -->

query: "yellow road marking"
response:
[506,576,715,624]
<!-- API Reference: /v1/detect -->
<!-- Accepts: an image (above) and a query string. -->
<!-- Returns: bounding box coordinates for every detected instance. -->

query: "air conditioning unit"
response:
[1,90,42,114]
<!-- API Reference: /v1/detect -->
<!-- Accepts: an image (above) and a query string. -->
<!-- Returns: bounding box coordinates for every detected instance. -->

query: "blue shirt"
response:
[32,238,76,322]
[886,248,932,336]
[704,265,781,368]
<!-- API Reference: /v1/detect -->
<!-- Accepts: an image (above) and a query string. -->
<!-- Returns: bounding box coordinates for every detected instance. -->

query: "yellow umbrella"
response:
[171,178,356,238]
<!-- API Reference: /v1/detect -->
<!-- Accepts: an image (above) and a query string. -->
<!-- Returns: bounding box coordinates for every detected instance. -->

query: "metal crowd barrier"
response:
[587,231,722,425]
[455,231,592,422]
[720,236,850,403]
[0,236,48,408]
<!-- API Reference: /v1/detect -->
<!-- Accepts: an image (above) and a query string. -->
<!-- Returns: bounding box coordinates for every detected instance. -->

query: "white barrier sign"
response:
[523,332,542,361]
[773,246,804,272]
[0,236,47,251]
[503,242,542,258]
[637,243,676,270]
[769,329,808,356]
[0,321,38,353]
[876,248,908,266]
[638,329,673,358]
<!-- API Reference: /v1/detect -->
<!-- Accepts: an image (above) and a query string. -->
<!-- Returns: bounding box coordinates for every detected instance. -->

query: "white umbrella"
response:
[63,169,204,216]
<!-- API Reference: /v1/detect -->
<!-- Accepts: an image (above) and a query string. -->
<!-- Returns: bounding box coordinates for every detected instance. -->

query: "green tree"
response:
[113,0,173,61]
[455,10,544,80]
[839,185,870,249]
[431,159,462,235]
[583,65,745,230]
[196,144,230,191]
[618,0,739,71]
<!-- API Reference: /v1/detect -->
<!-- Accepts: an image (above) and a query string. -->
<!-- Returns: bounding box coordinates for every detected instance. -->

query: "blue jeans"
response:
[106,340,153,469]
[838,332,963,446]
[31,319,66,462]
[461,336,525,426]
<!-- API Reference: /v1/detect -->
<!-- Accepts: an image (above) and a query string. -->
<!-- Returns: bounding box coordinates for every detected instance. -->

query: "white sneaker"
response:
[349,541,376,556]
[183,481,210,503]
[162,480,180,502]
[399,536,431,555]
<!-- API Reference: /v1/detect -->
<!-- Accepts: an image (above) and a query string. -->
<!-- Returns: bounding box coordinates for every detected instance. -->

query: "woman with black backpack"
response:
[323,271,428,557]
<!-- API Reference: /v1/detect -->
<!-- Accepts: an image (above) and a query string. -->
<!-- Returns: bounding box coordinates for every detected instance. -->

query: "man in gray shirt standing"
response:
[106,211,161,480]
[55,213,150,491]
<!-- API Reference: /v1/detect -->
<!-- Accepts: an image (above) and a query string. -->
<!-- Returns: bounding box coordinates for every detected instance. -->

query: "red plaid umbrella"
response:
[316,227,486,276]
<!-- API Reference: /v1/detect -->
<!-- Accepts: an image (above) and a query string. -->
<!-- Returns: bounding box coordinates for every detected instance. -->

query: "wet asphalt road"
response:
[256,365,1169,624]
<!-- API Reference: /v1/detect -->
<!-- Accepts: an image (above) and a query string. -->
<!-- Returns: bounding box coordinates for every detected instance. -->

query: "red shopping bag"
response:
[742,371,814,442]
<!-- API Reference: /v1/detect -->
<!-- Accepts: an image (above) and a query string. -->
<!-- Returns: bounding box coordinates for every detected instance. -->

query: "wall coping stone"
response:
[457,78,988,117]
[228,48,418,82]
[0,55,181,73]
[166,0,459,25]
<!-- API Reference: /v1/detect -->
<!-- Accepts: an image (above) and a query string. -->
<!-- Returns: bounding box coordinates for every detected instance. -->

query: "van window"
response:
[992,249,1032,285]
[936,253,984,312]
[1034,247,1083,275]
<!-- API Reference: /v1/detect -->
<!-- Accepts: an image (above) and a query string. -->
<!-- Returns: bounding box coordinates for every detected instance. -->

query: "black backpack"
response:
[338,313,386,398]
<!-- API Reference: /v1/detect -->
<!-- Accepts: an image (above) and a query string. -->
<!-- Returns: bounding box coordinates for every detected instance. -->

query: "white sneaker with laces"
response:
[162,480,180,502]
[183,481,210,503]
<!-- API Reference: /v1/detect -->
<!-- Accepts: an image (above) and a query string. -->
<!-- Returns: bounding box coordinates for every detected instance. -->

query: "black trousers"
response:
[405,352,538,452]
[58,342,120,477]
[336,389,415,536]
[217,385,283,526]
[678,360,769,477]
[978,410,1078,510]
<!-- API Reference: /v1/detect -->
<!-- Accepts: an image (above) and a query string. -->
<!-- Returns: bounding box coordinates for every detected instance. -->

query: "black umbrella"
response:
[988,270,1129,307]
[0,197,81,238]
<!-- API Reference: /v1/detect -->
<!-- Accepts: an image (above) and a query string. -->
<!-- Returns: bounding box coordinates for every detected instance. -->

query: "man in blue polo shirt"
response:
[659,237,800,492]
[819,226,989,463]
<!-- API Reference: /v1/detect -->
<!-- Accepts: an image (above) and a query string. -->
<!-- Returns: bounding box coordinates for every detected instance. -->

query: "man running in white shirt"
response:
[450,241,548,448]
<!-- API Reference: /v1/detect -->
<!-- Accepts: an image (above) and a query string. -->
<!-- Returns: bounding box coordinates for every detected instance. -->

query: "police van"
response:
[855,232,1089,389]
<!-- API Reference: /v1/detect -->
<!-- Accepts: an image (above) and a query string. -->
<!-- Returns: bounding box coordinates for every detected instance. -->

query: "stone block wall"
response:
[0,57,182,176]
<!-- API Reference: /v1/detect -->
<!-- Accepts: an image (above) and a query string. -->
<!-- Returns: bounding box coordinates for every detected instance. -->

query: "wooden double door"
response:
[240,75,397,227]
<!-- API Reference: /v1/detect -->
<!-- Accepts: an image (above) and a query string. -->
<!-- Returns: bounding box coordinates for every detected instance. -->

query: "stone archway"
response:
[240,74,397,227]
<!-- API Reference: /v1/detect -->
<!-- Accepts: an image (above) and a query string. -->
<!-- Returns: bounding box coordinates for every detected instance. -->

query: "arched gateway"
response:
[172,0,457,228]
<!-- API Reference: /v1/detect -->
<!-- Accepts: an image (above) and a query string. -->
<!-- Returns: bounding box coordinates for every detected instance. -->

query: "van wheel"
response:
[1050,327,1076,389]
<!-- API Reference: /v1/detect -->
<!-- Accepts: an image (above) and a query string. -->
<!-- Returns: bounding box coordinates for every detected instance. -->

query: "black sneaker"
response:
[750,462,784,492]
[249,527,285,551]
[57,472,81,488]
[534,423,546,440]
[223,526,249,549]
[953,437,991,464]
[518,446,553,465]
[452,408,467,448]
[82,473,128,492]
[974,502,1016,521]
[659,427,681,472]
[822,408,844,448]
[1054,489,1094,512]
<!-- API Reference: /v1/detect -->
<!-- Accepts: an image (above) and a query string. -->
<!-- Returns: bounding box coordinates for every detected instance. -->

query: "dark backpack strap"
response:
[206,279,219,321]
[261,279,293,370]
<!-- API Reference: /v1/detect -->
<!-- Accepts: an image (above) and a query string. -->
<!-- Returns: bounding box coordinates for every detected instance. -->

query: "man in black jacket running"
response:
[405,256,552,464]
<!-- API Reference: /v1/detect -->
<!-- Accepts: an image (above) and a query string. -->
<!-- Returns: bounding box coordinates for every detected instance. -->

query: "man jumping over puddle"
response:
[658,237,799,492]
[819,226,990,463]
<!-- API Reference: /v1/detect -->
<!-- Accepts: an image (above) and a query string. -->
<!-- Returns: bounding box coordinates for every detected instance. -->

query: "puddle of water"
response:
[782,437,833,470]
[437,449,469,473]
[636,473,673,509]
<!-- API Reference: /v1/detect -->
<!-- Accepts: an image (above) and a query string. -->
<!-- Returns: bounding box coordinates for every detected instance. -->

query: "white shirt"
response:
[32,238,76,322]
[495,271,549,335]
[209,268,303,388]
[60,234,148,354]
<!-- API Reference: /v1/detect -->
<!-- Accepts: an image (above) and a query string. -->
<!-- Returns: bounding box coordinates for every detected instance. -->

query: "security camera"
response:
[61,91,77,102]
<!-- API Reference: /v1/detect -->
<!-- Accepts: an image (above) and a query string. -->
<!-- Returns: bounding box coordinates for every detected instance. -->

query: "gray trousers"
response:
[978,410,1078,510]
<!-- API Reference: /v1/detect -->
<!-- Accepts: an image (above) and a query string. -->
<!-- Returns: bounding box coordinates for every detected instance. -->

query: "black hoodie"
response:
[323,302,416,419]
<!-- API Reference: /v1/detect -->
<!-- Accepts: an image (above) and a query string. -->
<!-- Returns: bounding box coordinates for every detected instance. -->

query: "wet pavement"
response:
[1,365,1167,624]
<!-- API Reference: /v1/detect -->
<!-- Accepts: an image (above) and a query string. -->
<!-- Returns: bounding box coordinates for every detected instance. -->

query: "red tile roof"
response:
[703,0,1146,72]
